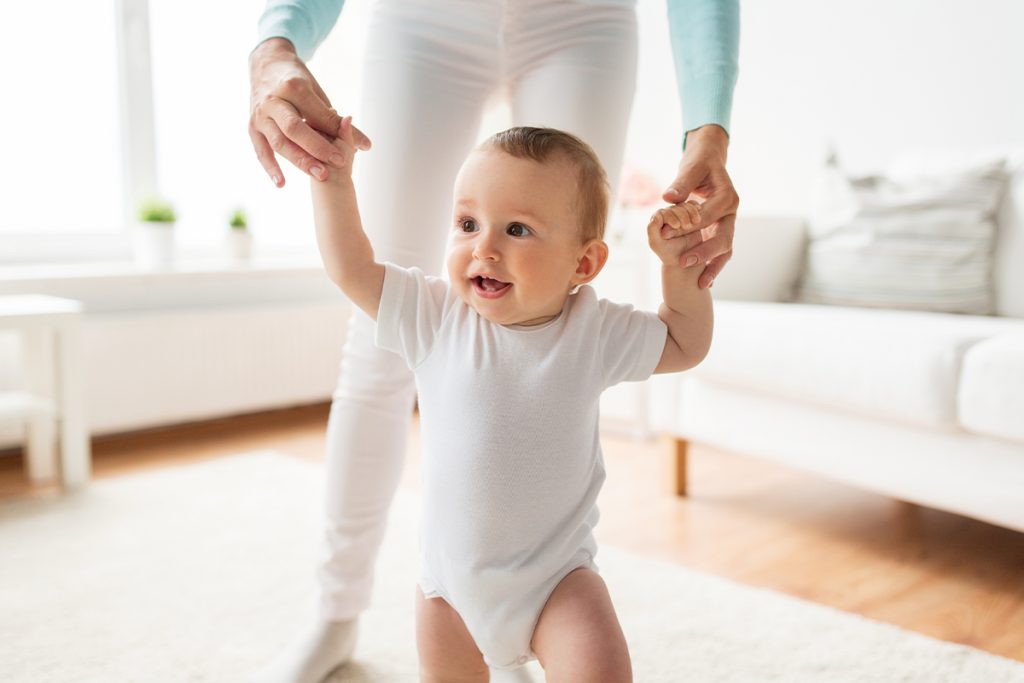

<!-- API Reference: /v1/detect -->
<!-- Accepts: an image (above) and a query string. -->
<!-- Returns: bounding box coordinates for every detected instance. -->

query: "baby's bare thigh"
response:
[415,586,489,683]
[531,567,632,683]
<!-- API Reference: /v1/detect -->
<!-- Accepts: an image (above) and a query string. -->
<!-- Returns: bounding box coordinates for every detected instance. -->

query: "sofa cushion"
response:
[888,149,1024,317]
[958,332,1024,443]
[796,156,1009,314]
[694,301,1022,429]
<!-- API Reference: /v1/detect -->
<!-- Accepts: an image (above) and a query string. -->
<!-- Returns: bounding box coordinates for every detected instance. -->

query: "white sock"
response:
[249,619,358,683]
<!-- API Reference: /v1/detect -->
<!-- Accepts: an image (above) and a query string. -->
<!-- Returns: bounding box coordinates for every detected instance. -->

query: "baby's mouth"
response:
[471,276,512,299]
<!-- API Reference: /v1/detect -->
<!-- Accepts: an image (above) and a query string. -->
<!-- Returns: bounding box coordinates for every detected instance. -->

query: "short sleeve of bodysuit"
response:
[595,296,668,389]
[374,262,453,368]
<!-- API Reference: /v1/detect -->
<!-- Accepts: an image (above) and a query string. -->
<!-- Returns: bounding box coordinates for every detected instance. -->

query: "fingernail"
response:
[685,255,699,267]
[329,153,346,167]
[311,165,325,178]
[272,174,282,187]
[708,278,715,288]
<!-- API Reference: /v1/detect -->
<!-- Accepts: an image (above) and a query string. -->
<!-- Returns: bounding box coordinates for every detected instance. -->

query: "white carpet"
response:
[0,452,1021,683]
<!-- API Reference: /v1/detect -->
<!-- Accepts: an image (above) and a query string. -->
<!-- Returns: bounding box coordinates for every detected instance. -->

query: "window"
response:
[148,0,372,252]
[0,1,123,259]
[1,0,371,264]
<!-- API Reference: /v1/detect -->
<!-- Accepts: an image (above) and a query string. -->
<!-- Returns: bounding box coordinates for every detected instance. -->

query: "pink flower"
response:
[618,165,662,208]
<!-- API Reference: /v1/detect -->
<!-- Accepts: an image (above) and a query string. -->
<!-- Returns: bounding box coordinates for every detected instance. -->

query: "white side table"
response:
[0,295,89,489]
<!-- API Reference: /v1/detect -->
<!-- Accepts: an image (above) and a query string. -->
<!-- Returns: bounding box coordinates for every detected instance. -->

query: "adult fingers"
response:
[254,114,330,182]
[248,126,285,188]
[276,76,344,139]
[678,212,737,277]
[691,179,740,231]
[299,80,373,151]
[663,162,704,206]
[698,250,733,289]
[255,96,345,174]
[664,165,739,231]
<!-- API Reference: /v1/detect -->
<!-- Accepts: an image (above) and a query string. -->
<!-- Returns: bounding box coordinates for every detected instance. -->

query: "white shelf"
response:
[0,392,55,421]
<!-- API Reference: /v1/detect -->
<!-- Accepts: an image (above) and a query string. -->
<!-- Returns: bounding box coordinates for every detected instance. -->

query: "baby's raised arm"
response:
[310,117,385,320]
[647,203,714,373]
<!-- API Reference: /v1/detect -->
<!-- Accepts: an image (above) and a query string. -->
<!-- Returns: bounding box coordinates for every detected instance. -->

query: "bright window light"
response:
[0,2,123,236]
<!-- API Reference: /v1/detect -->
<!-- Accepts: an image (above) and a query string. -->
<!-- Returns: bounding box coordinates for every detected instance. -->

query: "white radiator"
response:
[0,300,350,445]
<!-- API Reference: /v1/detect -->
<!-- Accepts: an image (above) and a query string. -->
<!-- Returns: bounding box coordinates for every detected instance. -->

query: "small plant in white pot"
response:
[134,198,177,268]
[226,208,252,261]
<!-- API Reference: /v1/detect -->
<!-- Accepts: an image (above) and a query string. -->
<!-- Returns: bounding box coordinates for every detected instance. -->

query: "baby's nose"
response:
[473,233,501,260]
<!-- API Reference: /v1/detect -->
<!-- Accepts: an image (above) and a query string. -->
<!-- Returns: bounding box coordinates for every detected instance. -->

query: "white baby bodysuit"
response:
[375,263,667,670]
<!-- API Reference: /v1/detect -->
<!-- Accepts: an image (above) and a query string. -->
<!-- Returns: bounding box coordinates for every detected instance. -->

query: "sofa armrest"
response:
[710,215,807,303]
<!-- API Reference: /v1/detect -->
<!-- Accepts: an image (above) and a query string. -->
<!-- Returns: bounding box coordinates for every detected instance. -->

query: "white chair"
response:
[0,295,89,489]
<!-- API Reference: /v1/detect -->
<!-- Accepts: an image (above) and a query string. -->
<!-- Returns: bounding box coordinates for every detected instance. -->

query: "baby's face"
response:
[446,149,594,327]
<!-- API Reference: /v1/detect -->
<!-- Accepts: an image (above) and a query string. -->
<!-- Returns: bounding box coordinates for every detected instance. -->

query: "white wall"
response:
[626,0,1024,215]
[6,1,1024,451]
[262,0,1024,228]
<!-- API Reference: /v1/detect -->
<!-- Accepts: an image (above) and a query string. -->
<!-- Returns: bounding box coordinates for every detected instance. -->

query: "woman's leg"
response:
[505,1,639,194]
[530,568,633,683]
[320,0,502,619]
[252,3,501,682]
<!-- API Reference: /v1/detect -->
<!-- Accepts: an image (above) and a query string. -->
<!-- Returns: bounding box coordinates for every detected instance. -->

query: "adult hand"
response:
[661,125,739,289]
[248,37,372,187]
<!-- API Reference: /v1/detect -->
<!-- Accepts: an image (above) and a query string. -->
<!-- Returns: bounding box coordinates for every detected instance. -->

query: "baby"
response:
[311,119,713,682]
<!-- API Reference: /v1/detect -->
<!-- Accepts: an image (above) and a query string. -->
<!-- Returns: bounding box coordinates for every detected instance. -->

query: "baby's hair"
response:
[478,127,609,243]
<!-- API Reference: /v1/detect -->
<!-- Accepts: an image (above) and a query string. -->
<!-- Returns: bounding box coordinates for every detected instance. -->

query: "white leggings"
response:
[319,0,639,620]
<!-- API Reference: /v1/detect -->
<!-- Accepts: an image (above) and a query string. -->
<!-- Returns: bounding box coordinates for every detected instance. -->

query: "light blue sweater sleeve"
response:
[667,0,740,147]
[256,0,345,62]
[256,0,739,145]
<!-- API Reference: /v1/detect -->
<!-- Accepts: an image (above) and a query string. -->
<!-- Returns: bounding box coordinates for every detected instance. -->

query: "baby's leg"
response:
[416,586,490,683]
[531,568,632,683]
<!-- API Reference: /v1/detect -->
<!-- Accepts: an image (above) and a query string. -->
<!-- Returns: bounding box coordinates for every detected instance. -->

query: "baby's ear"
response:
[572,238,609,286]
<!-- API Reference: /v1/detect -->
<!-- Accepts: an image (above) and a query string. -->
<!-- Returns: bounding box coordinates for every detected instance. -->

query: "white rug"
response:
[0,452,1021,683]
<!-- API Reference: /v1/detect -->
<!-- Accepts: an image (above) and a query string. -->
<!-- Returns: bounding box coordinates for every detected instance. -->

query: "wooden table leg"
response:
[663,435,689,497]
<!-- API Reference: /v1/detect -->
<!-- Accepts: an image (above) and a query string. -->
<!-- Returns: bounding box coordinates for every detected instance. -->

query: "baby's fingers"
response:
[659,201,703,238]
[679,200,702,227]
[650,207,685,239]
[339,116,355,145]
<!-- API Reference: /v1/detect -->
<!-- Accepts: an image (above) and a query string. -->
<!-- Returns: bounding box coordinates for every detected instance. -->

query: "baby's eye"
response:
[458,218,478,233]
[506,223,530,237]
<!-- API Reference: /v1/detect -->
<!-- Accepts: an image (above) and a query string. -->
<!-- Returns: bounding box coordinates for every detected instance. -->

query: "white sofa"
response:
[651,156,1024,534]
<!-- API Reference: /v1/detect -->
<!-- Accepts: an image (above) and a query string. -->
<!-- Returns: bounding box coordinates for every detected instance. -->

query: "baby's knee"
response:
[543,646,632,683]
[416,588,489,683]
[532,568,632,682]
[419,667,489,683]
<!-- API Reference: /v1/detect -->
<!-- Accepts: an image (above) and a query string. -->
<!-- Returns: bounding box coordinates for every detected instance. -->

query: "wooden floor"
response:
[2,403,1022,662]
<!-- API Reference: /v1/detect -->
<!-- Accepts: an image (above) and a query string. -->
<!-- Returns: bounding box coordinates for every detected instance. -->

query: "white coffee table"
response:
[0,295,88,489]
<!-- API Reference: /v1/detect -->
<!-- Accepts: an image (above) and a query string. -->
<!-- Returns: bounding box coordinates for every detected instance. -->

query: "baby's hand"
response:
[647,201,705,267]
[322,116,361,180]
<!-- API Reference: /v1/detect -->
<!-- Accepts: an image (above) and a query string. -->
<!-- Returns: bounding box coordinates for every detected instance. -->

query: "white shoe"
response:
[490,667,536,683]
[249,619,358,683]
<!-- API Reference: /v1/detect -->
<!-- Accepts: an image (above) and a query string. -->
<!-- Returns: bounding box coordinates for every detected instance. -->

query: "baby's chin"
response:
[457,290,511,324]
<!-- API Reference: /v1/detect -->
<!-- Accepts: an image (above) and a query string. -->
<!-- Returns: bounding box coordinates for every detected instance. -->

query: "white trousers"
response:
[319,0,639,620]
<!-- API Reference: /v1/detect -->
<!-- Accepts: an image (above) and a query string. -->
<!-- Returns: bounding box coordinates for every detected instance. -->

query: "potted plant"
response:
[134,198,177,268]
[226,207,252,261]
